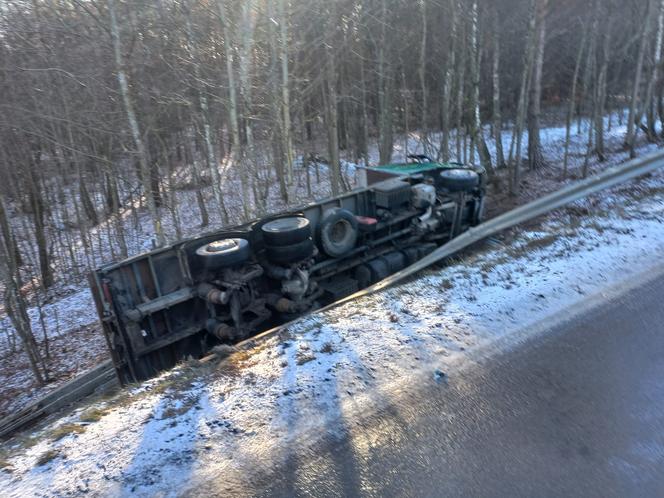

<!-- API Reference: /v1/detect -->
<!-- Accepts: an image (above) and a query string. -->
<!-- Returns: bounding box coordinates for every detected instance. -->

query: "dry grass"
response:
[50,423,86,441]
[479,254,511,274]
[296,351,316,365]
[319,342,335,354]
[521,233,560,252]
[35,449,60,467]
[160,394,199,420]
[148,378,178,396]
[79,407,109,423]
[439,279,454,290]
[0,457,13,472]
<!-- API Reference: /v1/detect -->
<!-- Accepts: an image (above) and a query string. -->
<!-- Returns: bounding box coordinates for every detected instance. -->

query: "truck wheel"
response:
[196,238,250,268]
[261,217,311,246]
[266,238,315,265]
[317,208,358,258]
[439,169,480,192]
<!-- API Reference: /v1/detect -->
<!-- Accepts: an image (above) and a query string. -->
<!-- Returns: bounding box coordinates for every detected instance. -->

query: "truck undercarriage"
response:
[89,159,486,384]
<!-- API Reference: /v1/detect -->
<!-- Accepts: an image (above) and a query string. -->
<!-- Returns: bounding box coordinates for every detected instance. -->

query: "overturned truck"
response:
[90,158,486,384]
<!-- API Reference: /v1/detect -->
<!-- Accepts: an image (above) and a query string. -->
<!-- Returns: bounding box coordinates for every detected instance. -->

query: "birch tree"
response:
[108,0,165,245]
[509,0,538,194]
[469,0,493,176]
[527,0,548,170]
[625,0,653,158]
[377,0,394,165]
[218,0,251,220]
[563,26,586,177]
[439,0,458,162]
[491,2,505,169]
[642,0,664,142]
[0,195,47,385]
[277,0,295,186]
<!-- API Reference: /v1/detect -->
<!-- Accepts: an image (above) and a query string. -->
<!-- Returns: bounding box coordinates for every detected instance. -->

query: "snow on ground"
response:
[1,166,663,497]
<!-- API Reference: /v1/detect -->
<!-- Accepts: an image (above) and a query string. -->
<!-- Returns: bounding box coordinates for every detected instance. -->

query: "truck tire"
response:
[439,169,480,192]
[196,238,250,268]
[266,238,315,265]
[317,208,358,258]
[261,217,311,246]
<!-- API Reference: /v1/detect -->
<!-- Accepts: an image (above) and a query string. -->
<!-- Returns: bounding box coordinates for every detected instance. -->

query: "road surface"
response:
[200,265,664,497]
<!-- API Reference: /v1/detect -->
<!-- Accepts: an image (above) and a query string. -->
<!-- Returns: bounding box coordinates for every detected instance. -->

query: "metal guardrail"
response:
[0,361,117,439]
[2,149,663,439]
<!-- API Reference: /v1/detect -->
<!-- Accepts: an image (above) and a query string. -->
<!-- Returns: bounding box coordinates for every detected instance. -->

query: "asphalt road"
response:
[214,265,664,498]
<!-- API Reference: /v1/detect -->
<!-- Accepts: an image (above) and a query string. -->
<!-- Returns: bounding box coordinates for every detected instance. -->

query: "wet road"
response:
[224,266,664,498]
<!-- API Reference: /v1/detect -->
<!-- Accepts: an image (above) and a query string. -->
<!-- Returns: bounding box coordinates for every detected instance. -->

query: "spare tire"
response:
[266,238,315,265]
[261,217,311,246]
[439,169,480,192]
[196,238,250,268]
[317,208,358,258]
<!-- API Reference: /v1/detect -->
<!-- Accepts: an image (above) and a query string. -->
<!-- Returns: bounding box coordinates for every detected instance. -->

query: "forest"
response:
[0,0,662,386]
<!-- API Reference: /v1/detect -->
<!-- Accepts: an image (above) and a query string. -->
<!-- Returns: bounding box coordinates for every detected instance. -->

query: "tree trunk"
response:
[510,0,537,195]
[277,0,294,186]
[594,12,611,162]
[563,27,586,178]
[439,0,457,163]
[641,0,664,142]
[107,0,165,245]
[0,195,47,385]
[377,0,394,165]
[470,1,493,176]
[267,0,289,203]
[455,18,467,162]
[527,0,548,170]
[218,0,251,220]
[184,2,228,224]
[625,1,652,157]
[27,161,53,289]
[419,0,430,155]
[323,44,342,196]
[491,3,505,168]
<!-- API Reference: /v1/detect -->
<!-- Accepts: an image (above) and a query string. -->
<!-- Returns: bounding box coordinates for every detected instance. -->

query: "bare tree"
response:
[563,25,586,178]
[108,0,165,245]
[491,2,505,169]
[527,0,548,170]
[625,0,653,158]
[0,195,47,385]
